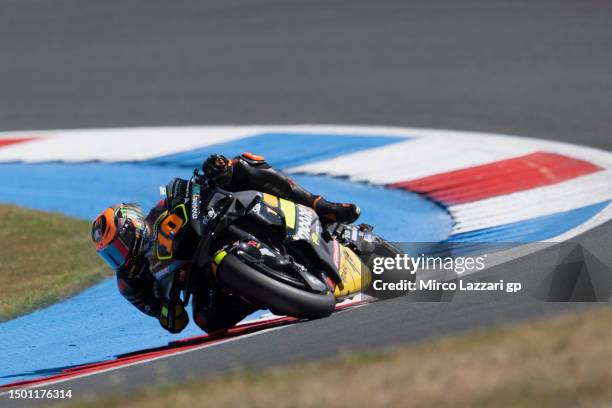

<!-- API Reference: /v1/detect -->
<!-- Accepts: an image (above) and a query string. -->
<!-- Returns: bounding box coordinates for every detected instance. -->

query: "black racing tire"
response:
[217,254,335,319]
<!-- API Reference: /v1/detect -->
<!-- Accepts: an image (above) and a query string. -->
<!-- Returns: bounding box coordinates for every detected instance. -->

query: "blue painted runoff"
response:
[144,132,406,168]
[0,279,227,384]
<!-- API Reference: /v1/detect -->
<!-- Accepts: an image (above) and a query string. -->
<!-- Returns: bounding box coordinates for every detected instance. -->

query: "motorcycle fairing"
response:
[165,178,189,210]
[243,195,284,229]
[223,239,329,293]
[255,192,341,281]
[333,245,372,299]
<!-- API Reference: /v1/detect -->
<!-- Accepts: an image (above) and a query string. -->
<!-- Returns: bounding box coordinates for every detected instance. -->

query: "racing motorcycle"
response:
[161,170,403,320]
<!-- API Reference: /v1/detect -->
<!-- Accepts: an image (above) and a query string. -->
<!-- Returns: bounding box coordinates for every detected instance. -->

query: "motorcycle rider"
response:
[91,152,360,334]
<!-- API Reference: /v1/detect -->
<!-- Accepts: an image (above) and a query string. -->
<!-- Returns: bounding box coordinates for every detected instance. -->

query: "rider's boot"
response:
[312,195,361,224]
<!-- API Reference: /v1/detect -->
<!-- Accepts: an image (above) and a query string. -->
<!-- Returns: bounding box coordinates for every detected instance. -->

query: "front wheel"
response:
[216,254,336,319]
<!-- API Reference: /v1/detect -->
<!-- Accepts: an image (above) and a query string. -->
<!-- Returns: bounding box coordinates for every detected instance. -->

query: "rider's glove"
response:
[159,300,189,333]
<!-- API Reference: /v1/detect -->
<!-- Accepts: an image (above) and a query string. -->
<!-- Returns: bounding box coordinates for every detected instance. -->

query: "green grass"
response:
[71,307,612,408]
[0,204,109,321]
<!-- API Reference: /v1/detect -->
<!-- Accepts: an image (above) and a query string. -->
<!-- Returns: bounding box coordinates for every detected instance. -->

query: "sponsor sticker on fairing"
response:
[191,185,200,220]
[295,207,316,241]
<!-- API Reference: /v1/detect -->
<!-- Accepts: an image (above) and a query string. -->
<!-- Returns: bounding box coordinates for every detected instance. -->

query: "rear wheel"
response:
[217,254,335,319]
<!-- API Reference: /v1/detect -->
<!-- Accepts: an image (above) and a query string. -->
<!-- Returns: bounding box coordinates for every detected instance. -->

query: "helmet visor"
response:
[97,237,131,270]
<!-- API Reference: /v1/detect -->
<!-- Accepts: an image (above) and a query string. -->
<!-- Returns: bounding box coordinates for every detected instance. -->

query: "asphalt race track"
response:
[1,0,612,403]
